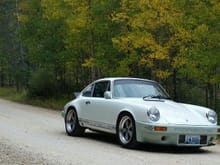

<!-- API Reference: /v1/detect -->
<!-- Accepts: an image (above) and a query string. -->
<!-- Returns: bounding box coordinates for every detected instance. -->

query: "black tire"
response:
[65,108,85,136]
[117,113,138,148]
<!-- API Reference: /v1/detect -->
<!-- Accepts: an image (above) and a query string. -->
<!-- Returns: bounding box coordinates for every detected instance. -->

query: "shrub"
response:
[28,69,57,98]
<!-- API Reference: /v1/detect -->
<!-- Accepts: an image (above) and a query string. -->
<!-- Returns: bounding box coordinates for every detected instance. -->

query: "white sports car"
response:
[62,77,220,148]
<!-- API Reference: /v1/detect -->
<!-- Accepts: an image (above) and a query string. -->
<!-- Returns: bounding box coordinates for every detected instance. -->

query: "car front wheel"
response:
[117,114,138,148]
[65,108,84,136]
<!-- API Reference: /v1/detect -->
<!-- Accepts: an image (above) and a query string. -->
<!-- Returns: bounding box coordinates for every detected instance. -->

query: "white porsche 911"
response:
[62,77,220,148]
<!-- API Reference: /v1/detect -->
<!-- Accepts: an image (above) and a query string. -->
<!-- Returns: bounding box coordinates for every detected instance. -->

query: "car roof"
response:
[94,77,156,83]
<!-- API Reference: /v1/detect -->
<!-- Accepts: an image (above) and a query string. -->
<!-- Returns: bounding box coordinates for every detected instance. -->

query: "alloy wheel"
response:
[118,115,134,144]
[66,109,76,133]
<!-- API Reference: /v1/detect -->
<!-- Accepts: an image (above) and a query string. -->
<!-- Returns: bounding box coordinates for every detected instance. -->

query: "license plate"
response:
[184,135,200,144]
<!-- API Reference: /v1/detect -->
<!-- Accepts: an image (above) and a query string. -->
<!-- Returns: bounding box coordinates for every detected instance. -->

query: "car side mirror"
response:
[104,91,111,99]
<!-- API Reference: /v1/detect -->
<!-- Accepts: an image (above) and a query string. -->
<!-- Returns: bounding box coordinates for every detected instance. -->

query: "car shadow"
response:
[82,130,118,145]
[77,130,214,154]
[136,144,212,154]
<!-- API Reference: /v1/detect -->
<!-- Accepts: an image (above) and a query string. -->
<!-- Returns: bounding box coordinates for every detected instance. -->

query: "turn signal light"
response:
[154,126,167,131]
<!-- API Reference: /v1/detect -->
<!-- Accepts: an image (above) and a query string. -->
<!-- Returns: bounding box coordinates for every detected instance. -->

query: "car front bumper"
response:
[136,121,220,147]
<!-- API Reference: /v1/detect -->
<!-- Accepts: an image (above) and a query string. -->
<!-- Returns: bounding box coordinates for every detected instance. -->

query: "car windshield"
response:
[113,79,170,99]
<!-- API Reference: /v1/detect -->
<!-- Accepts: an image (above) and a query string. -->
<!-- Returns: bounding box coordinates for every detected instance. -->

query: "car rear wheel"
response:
[117,114,138,148]
[65,108,84,136]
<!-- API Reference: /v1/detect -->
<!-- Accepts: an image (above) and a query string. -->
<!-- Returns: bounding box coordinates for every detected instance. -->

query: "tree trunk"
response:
[0,64,4,87]
[172,69,177,101]
[90,30,96,81]
[87,0,96,81]
[15,0,26,90]
[214,83,217,110]
[205,85,209,107]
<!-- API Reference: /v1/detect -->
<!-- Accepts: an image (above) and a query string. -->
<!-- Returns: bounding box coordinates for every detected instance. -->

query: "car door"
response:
[80,80,117,133]
[77,83,94,119]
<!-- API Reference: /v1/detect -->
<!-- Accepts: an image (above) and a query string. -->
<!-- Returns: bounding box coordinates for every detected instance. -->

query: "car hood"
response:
[119,98,212,125]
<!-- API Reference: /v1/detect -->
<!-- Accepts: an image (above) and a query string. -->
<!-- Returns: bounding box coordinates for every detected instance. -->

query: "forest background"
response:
[0,0,220,115]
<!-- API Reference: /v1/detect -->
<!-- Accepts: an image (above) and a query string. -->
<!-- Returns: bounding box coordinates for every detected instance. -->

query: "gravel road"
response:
[0,98,220,165]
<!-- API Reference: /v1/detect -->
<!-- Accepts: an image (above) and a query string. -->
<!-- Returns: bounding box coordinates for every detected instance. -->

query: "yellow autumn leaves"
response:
[17,0,220,84]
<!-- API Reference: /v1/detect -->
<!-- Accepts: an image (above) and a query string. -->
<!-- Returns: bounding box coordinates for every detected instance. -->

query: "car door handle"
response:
[85,101,91,105]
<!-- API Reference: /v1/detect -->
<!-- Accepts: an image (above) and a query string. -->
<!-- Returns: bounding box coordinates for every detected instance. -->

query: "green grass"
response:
[0,87,70,110]
[0,88,27,101]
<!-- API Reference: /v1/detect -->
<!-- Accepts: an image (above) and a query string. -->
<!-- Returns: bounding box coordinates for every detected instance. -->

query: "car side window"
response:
[82,84,94,97]
[93,81,110,98]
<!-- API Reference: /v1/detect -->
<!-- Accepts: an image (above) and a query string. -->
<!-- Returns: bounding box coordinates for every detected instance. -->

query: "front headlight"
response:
[147,106,160,122]
[206,110,217,124]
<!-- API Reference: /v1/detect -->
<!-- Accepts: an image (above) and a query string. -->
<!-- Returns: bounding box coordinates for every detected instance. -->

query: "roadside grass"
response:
[0,88,26,101]
[0,87,70,110]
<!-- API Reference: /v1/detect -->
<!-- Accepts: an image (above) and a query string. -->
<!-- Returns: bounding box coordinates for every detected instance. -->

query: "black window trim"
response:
[82,83,95,97]
[92,80,111,98]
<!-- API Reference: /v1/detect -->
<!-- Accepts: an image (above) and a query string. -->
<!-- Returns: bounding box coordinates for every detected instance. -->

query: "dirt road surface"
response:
[0,99,220,165]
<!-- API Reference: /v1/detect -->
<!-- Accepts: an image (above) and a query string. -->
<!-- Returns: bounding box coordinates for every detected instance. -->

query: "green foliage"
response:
[41,0,121,80]
[28,69,56,98]
[0,87,69,110]
[0,0,220,111]
[112,0,181,79]
[0,88,26,100]
[0,0,27,89]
